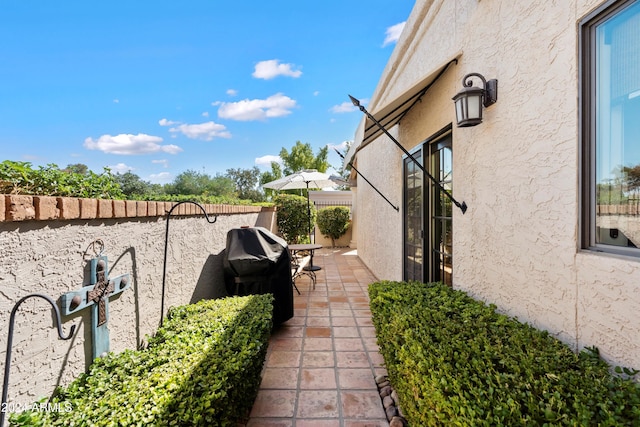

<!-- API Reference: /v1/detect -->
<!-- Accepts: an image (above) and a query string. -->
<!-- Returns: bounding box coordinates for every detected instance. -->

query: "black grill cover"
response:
[223,227,293,324]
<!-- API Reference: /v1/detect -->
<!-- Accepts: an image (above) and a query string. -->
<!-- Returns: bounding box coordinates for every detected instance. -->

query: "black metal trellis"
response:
[1,294,77,427]
[349,95,468,214]
[334,148,399,212]
[160,201,218,327]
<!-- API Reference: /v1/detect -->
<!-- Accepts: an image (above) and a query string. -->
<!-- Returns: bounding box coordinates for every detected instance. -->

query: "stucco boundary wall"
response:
[0,194,277,408]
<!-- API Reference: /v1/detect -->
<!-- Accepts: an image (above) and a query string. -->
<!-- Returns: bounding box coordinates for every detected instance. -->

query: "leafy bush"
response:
[274,194,316,243]
[11,295,273,427]
[316,206,350,247]
[0,161,124,199]
[369,281,640,426]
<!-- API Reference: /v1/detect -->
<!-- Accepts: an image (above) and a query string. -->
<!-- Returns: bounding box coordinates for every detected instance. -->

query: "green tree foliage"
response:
[225,167,265,202]
[280,141,329,175]
[317,206,351,247]
[274,194,316,244]
[114,171,154,198]
[260,141,330,200]
[63,163,89,175]
[166,169,236,197]
[622,164,640,194]
[260,162,283,199]
[0,161,124,199]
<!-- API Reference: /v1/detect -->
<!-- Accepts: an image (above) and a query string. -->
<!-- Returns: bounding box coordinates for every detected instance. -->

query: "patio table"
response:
[288,243,323,271]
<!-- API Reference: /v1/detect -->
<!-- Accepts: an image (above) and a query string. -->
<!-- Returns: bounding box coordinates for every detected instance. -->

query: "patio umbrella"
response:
[262,169,336,242]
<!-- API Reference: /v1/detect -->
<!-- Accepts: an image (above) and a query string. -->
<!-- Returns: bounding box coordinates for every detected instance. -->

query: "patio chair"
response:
[290,250,316,292]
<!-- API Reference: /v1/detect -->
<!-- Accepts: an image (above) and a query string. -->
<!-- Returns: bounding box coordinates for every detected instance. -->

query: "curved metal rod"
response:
[461,72,487,88]
[160,201,218,327]
[1,293,77,427]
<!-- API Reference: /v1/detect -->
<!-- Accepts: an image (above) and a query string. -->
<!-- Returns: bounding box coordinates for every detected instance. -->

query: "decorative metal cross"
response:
[60,255,130,360]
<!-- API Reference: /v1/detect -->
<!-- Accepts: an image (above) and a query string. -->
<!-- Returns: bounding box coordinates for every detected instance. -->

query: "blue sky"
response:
[0,1,414,184]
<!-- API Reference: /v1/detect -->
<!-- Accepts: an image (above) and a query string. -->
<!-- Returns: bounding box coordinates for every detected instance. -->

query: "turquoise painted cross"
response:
[60,256,130,360]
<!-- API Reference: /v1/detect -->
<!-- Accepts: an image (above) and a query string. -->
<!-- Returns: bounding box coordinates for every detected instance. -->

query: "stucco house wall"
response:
[351,0,640,370]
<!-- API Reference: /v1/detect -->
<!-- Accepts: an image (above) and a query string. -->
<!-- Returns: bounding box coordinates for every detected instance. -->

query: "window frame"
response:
[580,0,640,257]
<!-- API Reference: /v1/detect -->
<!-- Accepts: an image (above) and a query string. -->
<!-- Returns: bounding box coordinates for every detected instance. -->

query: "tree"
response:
[317,206,351,247]
[63,163,89,175]
[260,162,283,199]
[114,172,152,197]
[167,170,235,197]
[279,141,329,175]
[225,167,265,201]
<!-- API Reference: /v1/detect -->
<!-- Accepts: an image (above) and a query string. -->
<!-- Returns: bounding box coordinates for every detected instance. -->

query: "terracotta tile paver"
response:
[247,248,389,426]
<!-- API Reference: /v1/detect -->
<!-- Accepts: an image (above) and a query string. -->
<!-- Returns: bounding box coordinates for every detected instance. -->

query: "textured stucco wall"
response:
[0,209,271,407]
[353,0,640,370]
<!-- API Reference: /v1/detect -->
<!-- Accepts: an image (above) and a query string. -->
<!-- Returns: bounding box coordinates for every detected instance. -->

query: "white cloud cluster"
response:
[216,93,297,121]
[159,118,231,140]
[152,159,169,168]
[382,21,406,47]
[84,134,182,155]
[330,102,357,113]
[149,172,172,184]
[255,155,282,166]
[108,163,134,173]
[252,59,302,80]
[330,98,368,114]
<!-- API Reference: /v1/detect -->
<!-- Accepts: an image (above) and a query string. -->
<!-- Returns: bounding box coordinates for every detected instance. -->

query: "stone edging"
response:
[375,374,408,426]
[0,194,272,222]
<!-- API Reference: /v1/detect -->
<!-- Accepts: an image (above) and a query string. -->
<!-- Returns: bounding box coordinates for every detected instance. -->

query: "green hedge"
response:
[11,295,273,427]
[369,281,640,426]
[274,194,316,244]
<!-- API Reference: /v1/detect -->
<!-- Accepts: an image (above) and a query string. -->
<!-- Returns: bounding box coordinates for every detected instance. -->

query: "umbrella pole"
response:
[306,181,312,243]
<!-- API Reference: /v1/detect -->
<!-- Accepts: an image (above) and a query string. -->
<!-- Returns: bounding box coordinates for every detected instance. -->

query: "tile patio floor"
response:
[246,248,390,427]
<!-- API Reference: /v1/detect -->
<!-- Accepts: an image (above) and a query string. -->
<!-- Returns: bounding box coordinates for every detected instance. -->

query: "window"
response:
[582,0,640,256]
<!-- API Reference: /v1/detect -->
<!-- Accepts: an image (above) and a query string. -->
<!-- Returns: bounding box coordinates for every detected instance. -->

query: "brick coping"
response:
[0,195,274,222]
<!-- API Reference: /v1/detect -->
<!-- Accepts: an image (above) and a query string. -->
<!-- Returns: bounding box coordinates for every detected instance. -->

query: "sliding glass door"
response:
[403,128,453,285]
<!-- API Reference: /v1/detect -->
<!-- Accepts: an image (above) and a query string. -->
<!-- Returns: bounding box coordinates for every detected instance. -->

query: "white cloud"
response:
[330,98,368,113]
[313,91,320,96]
[109,163,134,173]
[252,59,302,80]
[113,99,119,104]
[159,118,178,126]
[161,120,232,141]
[152,159,169,168]
[217,93,297,121]
[255,155,282,166]
[202,111,209,117]
[83,134,182,155]
[330,102,357,113]
[382,21,406,47]
[148,172,172,184]
[226,89,238,96]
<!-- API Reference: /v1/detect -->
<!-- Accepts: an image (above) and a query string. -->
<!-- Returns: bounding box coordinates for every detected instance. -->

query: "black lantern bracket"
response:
[462,72,498,107]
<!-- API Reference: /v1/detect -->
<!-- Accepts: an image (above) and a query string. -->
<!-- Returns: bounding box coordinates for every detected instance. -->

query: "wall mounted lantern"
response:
[452,73,498,127]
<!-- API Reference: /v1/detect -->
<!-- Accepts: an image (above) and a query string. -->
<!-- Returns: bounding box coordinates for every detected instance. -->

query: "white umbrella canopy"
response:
[262,169,336,243]
[262,169,335,191]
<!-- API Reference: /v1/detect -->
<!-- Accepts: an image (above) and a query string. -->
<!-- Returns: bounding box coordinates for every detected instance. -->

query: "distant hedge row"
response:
[369,281,640,426]
[11,295,273,426]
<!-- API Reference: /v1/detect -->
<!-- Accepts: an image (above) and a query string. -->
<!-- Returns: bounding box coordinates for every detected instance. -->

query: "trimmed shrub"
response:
[10,295,273,427]
[369,281,640,426]
[316,206,350,247]
[274,194,316,244]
